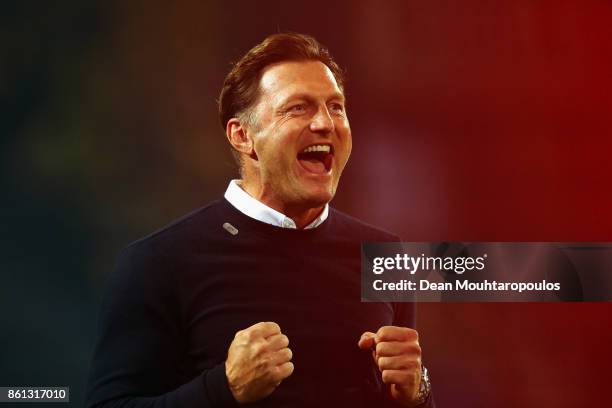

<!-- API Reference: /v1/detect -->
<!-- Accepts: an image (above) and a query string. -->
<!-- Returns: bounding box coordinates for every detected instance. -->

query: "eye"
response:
[329,102,345,114]
[288,104,307,114]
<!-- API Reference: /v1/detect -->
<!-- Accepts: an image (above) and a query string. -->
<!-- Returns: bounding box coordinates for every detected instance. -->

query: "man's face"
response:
[245,60,352,212]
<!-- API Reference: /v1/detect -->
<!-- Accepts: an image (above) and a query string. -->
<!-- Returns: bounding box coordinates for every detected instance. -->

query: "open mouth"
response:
[297,144,334,174]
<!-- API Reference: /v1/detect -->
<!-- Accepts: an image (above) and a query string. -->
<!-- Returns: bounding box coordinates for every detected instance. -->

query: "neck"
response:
[239,179,325,229]
[284,206,325,229]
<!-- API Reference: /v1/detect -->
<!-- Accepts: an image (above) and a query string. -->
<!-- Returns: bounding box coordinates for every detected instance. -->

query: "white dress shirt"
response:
[224,179,329,229]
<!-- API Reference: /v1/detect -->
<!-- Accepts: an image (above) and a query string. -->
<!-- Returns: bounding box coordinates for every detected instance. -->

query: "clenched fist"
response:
[358,326,423,407]
[225,322,294,403]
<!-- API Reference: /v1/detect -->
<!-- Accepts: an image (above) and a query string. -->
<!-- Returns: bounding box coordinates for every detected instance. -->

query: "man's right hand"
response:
[225,322,294,403]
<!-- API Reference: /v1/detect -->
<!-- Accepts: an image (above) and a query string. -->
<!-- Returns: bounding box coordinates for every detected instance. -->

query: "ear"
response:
[226,118,257,160]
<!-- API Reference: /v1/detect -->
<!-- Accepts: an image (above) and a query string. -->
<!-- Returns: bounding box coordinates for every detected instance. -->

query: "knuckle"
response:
[258,355,271,370]
[249,328,261,339]
[253,342,268,356]
[405,358,419,370]
[266,356,277,370]
[259,358,276,378]
[249,322,265,332]
[399,326,417,338]
[377,356,388,369]
[377,326,392,337]
[412,343,422,355]
[380,325,418,340]
[381,370,393,384]
[242,330,254,342]
[269,334,288,349]
[269,368,281,382]
[270,365,285,381]
[265,321,281,332]
[404,342,421,355]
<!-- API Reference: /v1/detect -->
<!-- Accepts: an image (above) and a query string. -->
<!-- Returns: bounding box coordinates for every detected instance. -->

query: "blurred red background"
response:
[2,1,611,406]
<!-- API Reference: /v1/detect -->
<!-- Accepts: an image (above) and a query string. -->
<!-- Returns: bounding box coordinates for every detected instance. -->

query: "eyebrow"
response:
[279,92,346,107]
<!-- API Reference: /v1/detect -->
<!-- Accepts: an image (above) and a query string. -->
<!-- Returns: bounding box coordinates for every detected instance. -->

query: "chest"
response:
[176,238,397,371]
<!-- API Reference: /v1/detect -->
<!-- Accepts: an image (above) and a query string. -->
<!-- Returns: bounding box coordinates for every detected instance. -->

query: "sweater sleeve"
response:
[85,243,238,408]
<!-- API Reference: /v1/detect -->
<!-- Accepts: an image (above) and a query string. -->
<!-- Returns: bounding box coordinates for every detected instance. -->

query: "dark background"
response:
[2,1,612,406]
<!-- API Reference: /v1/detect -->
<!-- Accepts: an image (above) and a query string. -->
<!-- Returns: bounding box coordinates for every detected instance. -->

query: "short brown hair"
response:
[218,32,345,131]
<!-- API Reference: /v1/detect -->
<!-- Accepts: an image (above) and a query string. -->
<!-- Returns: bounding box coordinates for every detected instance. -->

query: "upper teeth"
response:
[302,145,330,153]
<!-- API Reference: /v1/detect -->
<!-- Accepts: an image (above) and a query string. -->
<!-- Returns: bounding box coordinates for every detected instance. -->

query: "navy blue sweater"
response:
[85,198,432,407]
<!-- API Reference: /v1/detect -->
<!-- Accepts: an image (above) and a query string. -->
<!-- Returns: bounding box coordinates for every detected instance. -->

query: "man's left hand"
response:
[358,326,422,407]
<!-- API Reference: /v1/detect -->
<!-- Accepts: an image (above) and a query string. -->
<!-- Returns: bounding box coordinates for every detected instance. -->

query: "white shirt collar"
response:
[224,179,329,229]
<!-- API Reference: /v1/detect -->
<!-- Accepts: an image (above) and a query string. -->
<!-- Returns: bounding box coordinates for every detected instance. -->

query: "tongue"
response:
[299,158,327,174]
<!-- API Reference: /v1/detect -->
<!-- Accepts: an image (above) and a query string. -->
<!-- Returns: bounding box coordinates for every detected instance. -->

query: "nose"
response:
[309,106,334,134]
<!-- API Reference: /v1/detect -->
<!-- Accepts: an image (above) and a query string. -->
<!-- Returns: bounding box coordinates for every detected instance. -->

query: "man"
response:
[86,33,433,407]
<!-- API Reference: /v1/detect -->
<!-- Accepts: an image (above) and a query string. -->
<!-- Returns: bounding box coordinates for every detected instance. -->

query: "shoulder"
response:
[119,199,228,264]
[328,208,401,242]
